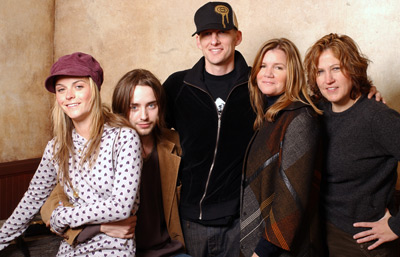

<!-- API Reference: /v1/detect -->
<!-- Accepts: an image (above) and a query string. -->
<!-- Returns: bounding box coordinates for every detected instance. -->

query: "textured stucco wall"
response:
[54,0,400,109]
[0,0,54,162]
[52,0,200,105]
[1,0,400,162]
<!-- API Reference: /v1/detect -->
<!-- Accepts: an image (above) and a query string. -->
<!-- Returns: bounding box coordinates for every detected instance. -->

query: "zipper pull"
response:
[215,97,225,116]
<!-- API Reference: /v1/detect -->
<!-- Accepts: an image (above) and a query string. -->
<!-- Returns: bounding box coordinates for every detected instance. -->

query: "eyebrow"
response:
[130,101,158,106]
[318,63,340,69]
[55,79,87,87]
[261,62,286,66]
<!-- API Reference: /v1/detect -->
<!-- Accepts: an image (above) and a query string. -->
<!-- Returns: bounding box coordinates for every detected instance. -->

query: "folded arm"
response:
[49,129,142,235]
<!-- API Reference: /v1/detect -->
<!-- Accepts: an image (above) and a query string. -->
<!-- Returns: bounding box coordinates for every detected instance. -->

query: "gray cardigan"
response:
[320,94,400,236]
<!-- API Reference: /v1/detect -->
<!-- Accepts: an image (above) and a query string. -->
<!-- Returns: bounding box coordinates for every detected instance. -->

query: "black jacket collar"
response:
[183,50,250,91]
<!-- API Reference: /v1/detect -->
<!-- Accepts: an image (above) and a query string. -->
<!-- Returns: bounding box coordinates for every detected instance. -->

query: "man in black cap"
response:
[163,2,256,256]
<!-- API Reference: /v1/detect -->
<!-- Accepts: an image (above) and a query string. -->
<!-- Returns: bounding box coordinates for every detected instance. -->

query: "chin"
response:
[137,130,152,137]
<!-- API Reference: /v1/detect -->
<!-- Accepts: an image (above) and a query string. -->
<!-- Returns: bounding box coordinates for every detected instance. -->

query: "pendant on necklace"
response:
[73,189,79,199]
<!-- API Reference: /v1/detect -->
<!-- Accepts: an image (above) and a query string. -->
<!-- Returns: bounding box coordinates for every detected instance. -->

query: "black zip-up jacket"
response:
[163,51,256,222]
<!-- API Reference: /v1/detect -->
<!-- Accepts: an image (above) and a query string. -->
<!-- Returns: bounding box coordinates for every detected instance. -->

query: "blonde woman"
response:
[240,38,323,257]
[0,52,141,256]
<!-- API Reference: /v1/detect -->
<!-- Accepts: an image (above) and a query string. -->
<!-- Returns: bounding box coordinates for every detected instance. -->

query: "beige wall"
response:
[0,0,54,162]
[1,0,400,162]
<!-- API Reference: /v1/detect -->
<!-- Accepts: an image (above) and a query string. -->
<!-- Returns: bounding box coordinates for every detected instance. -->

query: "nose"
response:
[325,71,335,84]
[263,67,274,78]
[65,88,75,100]
[140,108,148,121]
[211,32,220,46]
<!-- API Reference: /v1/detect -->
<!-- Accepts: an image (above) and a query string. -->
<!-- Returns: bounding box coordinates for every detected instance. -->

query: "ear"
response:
[235,30,242,46]
[196,35,202,50]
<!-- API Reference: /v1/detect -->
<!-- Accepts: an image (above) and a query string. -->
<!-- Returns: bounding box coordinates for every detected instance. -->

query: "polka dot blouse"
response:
[0,125,142,256]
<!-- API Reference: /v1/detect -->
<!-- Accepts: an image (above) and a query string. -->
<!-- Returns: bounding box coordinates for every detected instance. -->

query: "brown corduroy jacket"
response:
[41,128,185,248]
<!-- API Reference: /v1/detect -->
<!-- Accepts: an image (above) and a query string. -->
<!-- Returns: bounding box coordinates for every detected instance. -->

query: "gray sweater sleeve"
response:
[371,105,400,236]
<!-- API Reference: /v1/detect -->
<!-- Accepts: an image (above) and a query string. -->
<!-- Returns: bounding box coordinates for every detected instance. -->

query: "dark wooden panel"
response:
[0,158,41,219]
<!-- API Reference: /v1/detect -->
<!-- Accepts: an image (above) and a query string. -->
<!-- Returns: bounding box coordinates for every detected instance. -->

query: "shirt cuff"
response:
[388,216,400,236]
[254,237,283,257]
[76,225,101,244]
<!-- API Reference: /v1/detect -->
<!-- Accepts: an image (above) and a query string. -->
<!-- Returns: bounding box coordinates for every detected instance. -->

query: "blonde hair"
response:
[249,38,322,130]
[52,77,131,190]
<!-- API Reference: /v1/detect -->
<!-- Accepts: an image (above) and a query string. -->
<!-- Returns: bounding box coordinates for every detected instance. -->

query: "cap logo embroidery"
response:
[214,5,229,28]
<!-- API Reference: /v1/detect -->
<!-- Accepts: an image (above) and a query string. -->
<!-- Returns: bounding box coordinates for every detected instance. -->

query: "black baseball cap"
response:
[192,2,238,36]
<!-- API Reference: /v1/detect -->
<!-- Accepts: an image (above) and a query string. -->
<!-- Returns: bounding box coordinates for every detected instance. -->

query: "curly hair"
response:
[304,33,372,100]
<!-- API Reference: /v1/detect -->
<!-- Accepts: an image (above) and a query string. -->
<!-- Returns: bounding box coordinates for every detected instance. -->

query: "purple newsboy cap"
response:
[45,52,103,93]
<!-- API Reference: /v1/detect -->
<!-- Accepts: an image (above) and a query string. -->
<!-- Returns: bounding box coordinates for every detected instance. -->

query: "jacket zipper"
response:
[198,111,221,220]
[185,81,247,220]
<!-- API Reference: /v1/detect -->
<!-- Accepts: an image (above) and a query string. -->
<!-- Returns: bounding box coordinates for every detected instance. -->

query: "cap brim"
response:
[44,69,91,93]
[191,25,236,37]
[45,76,57,93]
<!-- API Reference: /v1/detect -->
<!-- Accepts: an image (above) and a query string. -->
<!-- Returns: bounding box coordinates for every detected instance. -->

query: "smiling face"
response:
[256,48,287,96]
[316,49,355,112]
[55,76,92,126]
[128,85,159,138]
[196,29,242,75]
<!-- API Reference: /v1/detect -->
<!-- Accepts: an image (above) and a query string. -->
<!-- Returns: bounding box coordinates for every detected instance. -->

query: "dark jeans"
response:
[326,222,400,257]
[181,217,240,257]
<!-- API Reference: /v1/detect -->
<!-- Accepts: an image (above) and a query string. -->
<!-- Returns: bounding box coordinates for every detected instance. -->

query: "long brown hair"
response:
[112,69,166,141]
[52,77,131,190]
[304,33,372,101]
[249,38,321,130]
